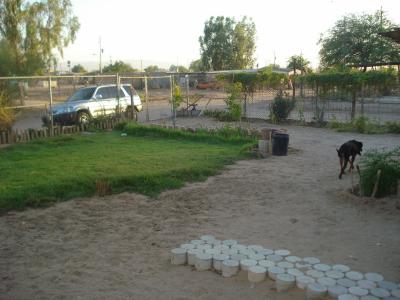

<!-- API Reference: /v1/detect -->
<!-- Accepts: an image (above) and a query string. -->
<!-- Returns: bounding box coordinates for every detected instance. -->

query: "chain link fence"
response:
[1,72,400,136]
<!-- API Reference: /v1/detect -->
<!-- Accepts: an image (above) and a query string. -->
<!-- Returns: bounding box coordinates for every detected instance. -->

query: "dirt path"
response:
[1,118,399,300]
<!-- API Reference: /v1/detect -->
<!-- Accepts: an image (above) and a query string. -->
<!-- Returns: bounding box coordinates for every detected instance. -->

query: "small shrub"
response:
[385,121,400,134]
[0,106,14,131]
[360,147,400,197]
[114,121,128,131]
[328,116,385,134]
[269,91,295,123]
[225,83,243,121]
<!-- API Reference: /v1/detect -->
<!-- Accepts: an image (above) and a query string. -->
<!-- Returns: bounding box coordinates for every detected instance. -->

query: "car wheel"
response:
[77,111,91,125]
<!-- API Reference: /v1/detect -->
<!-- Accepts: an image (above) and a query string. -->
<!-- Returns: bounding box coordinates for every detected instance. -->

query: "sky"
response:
[60,0,400,72]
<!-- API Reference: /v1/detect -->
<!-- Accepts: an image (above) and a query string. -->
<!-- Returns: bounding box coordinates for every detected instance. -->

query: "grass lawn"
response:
[0,125,255,212]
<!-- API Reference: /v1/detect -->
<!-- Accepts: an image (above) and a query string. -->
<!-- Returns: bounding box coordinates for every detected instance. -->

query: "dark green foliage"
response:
[199,16,256,70]
[102,61,137,74]
[0,126,256,212]
[328,116,399,134]
[319,10,400,67]
[360,147,400,197]
[269,92,295,123]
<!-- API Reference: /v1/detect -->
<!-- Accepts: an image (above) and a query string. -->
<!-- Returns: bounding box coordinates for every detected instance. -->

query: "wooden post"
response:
[185,74,189,110]
[170,75,176,128]
[351,90,356,120]
[48,76,54,136]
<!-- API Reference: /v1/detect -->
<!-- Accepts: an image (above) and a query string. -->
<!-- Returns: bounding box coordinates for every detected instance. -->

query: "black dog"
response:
[337,140,363,179]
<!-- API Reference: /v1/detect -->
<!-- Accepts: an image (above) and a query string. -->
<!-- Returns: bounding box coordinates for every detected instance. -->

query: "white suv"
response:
[42,84,142,125]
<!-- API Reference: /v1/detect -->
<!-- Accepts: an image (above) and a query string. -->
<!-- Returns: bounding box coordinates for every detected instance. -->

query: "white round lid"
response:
[187,248,202,255]
[346,271,364,281]
[326,270,345,279]
[197,244,212,251]
[392,289,400,297]
[190,239,204,245]
[333,264,351,273]
[200,234,215,241]
[249,265,267,274]
[223,259,239,267]
[370,287,391,298]
[277,273,295,282]
[268,266,285,274]
[357,279,377,290]
[277,261,294,269]
[306,269,325,279]
[328,285,348,296]
[205,248,220,256]
[196,253,212,260]
[286,256,302,263]
[172,248,186,254]
[287,268,304,277]
[248,245,264,252]
[213,253,229,261]
[258,260,275,268]
[214,244,230,251]
[303,257,320,265]
[365,272,384,282]
[248,253,265,261]
[222,239,237,246]
[180,243,195,250]
[231,244,247,252]
[338,294,359,300]
[378,280,397,290]
[209,239,222,245]
[338,278,357,288]
[240,259,258,267]
[274,249,290,256]
[266,254,283,262]
[258,248,274,256]
[360,296,380,300]
[297,275,315,284]
[314,263,331,272]
[349,286,369,296]
[240,248,255,256]
[318,277,337,287]
[307,282,327,293]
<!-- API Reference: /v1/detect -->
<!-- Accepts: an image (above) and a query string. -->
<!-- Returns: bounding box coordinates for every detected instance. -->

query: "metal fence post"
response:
[48,76,54,135]
[144,76,149,121]
[185,74,189,110]
[116,73,120,116]
[170,75,176,128]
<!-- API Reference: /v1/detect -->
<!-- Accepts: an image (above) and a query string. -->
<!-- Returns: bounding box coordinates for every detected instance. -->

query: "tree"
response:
[199,16,256,71]
[319,10,400,69]
[287,55,311,99]
[102,61,137,74]
[71,64,86,73]
[0,0,80,75]
[189,59,204,72]
[144,65,163,73]
[169,65,188,73]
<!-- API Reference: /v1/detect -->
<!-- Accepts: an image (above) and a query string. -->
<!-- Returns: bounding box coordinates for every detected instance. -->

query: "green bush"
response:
[225,82,243,121]
[269,91,295,123]
[328,116,385,134]
[385,121,400,134]
[360,147,400,197]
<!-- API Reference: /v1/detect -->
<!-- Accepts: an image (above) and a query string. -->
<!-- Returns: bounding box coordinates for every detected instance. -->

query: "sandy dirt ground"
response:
[1,117,399,300]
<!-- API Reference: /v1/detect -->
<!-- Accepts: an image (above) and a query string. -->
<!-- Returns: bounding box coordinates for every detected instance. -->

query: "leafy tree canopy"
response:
[189,59,205,72]
[319,10,400,68]
[102,61,137,74]
[0,0,80,76]
[144,65,164,73]
[287,55,311,74]
[168,65,189,73]
[71,64,86,73]
[199,16,256,71]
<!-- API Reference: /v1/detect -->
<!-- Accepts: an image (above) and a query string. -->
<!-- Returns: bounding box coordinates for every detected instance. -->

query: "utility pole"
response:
[99,37,104,74]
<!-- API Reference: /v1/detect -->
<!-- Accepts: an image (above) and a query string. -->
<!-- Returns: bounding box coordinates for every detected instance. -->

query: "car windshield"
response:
[67,87,96,102]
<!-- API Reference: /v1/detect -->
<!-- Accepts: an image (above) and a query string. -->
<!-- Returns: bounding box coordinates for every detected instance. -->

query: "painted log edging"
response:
[0,116,127,145]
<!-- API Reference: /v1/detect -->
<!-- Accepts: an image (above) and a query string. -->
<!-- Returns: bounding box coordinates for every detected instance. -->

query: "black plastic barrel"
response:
[272,132,289,156]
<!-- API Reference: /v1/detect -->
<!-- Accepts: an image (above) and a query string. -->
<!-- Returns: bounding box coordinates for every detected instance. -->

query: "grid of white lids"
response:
[170,235,400,299]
